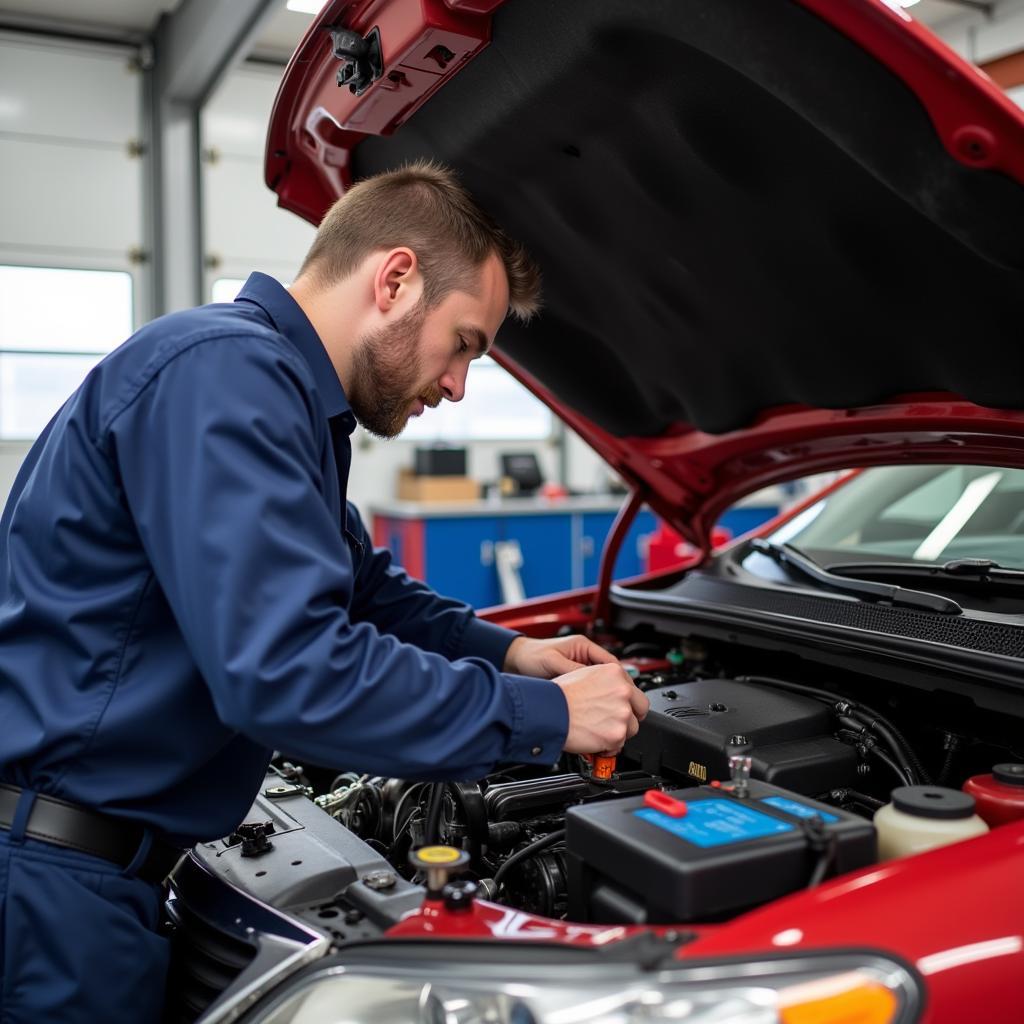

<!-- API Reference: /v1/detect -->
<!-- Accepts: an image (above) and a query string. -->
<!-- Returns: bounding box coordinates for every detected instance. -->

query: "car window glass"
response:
[879,467,964,525]
[763,465,1024,569]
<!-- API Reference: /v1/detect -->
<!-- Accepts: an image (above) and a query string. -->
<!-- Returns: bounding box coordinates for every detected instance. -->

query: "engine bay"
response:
[287,668,883,924]
[218,630,1022,923]
[167,627,1024,1020]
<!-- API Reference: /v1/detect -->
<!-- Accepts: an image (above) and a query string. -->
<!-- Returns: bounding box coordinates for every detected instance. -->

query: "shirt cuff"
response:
[502,674,569,765]
[459,616,520,670]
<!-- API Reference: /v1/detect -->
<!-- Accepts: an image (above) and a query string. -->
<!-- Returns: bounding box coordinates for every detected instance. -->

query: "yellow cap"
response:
[415,845,463,865]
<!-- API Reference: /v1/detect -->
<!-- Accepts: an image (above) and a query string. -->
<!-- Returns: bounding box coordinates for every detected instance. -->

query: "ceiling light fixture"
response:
[286,0,327,14]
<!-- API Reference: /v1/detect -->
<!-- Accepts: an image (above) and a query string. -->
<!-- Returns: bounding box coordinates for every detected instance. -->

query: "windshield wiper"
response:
[749,538,962,615]
[827,558,1024,588]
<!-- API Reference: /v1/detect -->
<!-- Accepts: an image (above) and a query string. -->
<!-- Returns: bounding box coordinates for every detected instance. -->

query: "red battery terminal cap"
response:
[644,789,688,817]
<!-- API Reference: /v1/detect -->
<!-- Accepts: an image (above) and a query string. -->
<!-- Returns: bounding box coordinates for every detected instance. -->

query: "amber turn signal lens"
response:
[780,972,898,1024]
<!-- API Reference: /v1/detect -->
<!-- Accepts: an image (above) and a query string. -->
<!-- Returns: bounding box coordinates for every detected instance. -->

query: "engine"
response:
[285,658,934,924]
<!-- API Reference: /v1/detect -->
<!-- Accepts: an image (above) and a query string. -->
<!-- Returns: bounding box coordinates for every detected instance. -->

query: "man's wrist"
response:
[461,617,521,670]
[503,635,527,673]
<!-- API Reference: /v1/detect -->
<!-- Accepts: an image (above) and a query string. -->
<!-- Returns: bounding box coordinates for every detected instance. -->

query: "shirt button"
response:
[531,745,542,757]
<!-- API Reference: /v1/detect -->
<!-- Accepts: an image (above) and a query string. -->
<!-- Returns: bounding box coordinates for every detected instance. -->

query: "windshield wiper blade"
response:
[828,558,1024,587]
[749,538,962,615]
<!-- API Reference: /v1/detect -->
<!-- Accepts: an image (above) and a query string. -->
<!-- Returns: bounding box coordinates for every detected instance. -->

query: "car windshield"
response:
[766,465,1024,570]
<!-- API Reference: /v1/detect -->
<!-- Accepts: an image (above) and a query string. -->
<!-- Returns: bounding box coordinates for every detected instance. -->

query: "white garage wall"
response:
[0,31,146,506]
[927,0,1024,66]
[201,63,316,290]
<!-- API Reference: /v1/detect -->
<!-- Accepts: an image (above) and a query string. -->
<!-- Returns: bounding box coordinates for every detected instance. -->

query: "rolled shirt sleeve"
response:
[106,332,568,780]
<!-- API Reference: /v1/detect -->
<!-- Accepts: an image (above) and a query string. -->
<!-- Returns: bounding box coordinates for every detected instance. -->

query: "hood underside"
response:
[269,0,1024,544]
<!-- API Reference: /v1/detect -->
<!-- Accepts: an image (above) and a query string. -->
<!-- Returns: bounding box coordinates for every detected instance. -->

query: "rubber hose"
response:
[424,783,445,846]
[494,829,566,890]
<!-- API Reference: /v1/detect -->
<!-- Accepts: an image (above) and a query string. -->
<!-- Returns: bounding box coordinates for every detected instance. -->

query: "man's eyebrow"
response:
[468,327,491,357]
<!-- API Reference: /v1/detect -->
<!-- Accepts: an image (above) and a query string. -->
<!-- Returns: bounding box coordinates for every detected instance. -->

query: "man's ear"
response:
[373,247,420,312]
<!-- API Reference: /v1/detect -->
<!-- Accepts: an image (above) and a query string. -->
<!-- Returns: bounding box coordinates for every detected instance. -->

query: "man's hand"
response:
[503,634,617,678]
[552,663,650,755]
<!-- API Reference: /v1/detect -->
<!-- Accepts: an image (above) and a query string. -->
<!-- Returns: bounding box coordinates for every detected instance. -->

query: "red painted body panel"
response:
[387,898,645,944]
[387,897,715,948]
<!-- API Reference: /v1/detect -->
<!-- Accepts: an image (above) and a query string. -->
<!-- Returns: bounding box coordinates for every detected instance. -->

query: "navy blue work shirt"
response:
[0,273,568,845]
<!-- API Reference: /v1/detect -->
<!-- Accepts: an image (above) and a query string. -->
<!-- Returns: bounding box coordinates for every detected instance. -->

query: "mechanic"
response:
[0,161,649,1023]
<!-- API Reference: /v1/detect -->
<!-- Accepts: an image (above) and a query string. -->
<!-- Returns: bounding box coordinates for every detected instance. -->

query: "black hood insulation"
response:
[355,0,1024,437]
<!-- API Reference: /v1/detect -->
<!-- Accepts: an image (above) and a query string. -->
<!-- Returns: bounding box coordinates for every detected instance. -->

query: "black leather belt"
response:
[0,783,184,885]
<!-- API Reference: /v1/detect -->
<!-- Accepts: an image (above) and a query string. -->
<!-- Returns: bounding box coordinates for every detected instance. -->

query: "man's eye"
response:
[458,336,469,354]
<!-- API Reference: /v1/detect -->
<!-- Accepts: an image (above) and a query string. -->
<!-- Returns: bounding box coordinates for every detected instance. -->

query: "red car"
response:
[165,2,1024,1022]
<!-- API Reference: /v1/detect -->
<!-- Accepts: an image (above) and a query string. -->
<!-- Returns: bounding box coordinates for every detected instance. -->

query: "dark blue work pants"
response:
[0,821,169,1023]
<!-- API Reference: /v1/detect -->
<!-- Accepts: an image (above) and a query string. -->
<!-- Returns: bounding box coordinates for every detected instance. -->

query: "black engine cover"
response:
[623,678,857,794]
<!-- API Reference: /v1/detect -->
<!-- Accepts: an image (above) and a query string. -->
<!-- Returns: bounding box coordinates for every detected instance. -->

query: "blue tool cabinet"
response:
[371,498,658,608]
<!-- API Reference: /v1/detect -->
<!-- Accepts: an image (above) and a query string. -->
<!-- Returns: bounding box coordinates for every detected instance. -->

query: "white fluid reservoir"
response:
[875,786,989,860]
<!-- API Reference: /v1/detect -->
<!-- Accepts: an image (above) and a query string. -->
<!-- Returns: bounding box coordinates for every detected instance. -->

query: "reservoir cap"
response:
[993,763,1024,787]
[892,785,976,820]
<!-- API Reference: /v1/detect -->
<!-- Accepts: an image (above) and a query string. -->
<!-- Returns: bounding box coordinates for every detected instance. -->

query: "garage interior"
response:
[0,0,1020,606]
[2,2,1024,1022]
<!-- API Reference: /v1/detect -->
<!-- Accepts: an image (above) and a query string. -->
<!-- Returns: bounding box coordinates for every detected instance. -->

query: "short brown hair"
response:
[299,161,541,322]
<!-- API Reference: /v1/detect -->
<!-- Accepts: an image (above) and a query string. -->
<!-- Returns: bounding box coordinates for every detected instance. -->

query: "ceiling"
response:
[0,0,996,63]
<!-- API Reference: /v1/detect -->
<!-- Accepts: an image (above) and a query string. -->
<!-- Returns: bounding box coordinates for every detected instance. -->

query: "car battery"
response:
[566,778,876,924]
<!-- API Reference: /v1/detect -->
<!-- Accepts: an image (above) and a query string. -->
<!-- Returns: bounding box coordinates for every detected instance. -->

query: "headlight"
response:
[251,949,921,1024]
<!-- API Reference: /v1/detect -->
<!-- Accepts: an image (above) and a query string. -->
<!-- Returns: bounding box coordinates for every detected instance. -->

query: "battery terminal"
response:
[729,754,752,798]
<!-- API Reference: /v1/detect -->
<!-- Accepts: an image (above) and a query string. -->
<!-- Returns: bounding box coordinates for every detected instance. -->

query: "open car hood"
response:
[266,0,1024,548]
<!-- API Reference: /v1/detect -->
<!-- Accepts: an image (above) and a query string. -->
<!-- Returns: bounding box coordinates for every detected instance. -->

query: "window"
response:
[211,277,246,304]
[0,266,133,439]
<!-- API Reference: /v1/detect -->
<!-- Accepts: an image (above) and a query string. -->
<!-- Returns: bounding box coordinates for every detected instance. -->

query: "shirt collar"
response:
[234,272,356,432]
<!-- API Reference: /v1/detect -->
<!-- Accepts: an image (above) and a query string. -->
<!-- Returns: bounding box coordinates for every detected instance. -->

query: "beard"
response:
[346,301,443,439]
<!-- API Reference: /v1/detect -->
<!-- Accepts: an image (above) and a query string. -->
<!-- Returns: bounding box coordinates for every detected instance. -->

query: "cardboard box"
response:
[397,468,479,502]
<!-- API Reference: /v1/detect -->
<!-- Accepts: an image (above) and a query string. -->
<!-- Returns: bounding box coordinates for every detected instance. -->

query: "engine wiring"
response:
[735,674,929,784]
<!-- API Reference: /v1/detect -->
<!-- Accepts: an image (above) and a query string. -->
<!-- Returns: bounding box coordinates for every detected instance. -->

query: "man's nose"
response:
[439,367,467,402]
